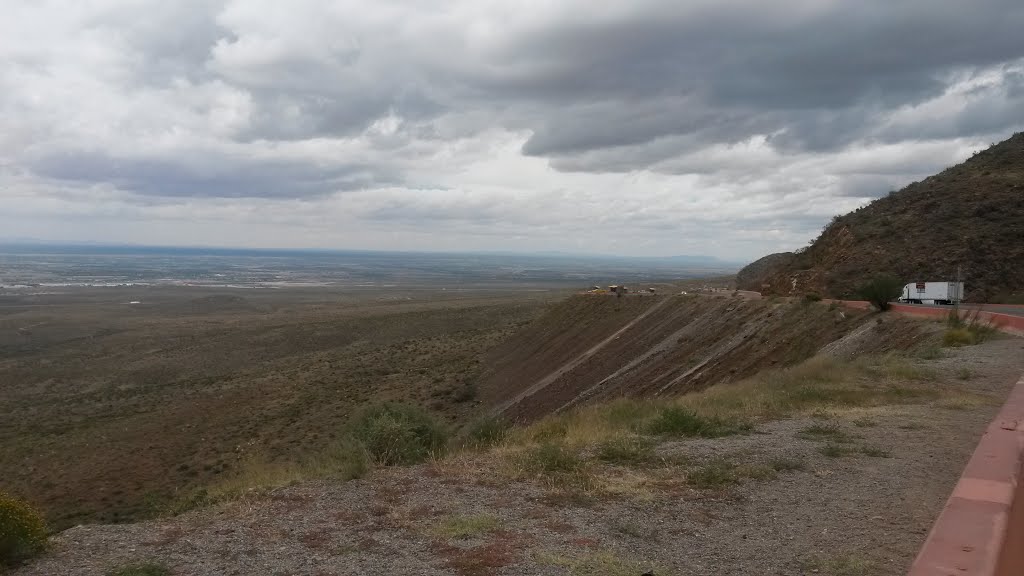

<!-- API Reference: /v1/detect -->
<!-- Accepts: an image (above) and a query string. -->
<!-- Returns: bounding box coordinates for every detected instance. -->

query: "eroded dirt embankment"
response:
[480,294,933,421]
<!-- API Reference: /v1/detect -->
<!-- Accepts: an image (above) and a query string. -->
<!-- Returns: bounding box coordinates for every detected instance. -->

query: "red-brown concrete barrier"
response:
[824,300,1024,337]
[907,374,1024,576]
[889,305,1024,337]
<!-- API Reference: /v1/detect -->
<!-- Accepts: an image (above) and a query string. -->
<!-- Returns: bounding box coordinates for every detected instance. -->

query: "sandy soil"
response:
[15,337,1023,576]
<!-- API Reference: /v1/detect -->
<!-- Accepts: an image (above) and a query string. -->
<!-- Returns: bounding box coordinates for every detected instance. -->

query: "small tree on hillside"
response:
[858,274,902,311]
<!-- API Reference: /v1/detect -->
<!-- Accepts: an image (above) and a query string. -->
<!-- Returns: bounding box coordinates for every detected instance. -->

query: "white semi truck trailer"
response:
[898,281,964,305]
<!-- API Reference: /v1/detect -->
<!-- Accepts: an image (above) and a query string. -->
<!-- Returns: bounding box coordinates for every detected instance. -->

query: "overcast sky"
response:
[2,1,1023,261]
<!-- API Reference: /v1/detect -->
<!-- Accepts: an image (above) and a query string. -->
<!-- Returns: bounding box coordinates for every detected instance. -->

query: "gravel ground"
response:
[14,338,1024,576]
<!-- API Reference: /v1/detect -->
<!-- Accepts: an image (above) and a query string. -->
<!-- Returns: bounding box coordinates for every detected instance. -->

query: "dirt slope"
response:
[479,293,930,421]
[737,132,1024,302]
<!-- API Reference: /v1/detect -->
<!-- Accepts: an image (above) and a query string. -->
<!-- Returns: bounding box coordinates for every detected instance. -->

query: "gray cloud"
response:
[2,0,1024,259]
[29,149,382,198]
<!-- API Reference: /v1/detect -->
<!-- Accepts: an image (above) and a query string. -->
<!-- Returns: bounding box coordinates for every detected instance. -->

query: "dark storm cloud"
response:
[499,0,1024,163]
[30,150,383,198]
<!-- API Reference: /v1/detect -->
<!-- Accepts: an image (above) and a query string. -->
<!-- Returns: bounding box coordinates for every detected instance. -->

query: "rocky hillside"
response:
[738,132,1024,302]
[478,293,930,421]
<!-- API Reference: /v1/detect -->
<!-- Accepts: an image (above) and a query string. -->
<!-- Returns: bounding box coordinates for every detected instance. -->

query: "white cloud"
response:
[1,0,1023,261]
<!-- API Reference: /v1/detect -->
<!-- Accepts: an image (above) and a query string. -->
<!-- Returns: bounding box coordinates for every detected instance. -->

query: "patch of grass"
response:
[514,442,595,494]
[534,550,658,576]
[170,440,368,513]
[463,417,509,449]
[646,406,749,438]
[520,442,586,475]
[595,435,656,466]
[943,328,975,347]
[770,457,806,472]
[798,424,855,443]
[852,417,877,428]
[431,514,501,540]
[858,445,890,458]
[956,368,973,381]
[913,345,944,360]
[898,422,927,430]
[934,392,989,411]
[0,491,47,568]
[352,403,448,466]
[819,443,854,458]
[685,459,777,488]
[106,562,171,576]
[612,522,651,539]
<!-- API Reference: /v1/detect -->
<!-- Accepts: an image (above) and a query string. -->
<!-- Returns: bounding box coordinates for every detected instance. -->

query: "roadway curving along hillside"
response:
[479,293,933,422]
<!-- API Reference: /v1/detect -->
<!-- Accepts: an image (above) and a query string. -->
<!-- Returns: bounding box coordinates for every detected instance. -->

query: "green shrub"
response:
[463,416,508,449]
[943,328,974,347]
[521,442,586,475]
[0,491,47,567]
[352,403,448,465]
[646,406,748,438]
[106,562,171,576]
[857,275,902,311]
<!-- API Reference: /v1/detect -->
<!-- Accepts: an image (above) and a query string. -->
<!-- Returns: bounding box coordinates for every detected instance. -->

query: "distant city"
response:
[0,244,739,290]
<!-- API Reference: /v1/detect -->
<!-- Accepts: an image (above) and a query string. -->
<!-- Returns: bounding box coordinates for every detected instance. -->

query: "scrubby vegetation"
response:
[857,275,902,311]
[943,310,998,347]
[352,403,449,466]
[0,491,47,568]
[462,417,509,450]
[431,514,501,539]
[646,406,751,438]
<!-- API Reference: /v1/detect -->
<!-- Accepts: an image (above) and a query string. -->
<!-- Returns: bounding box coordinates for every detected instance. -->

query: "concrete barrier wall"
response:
[823,300,1024,336]
[907,375,1024,575]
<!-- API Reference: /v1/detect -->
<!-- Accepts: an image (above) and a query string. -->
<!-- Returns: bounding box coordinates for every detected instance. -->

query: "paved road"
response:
[899,302,1024,318]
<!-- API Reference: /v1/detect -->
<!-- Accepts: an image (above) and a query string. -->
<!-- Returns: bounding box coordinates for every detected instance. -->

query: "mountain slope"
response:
[478,293,931,421]
[738,132,1024,302]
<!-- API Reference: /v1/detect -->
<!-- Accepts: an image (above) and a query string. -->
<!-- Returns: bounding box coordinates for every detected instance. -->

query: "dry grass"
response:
[431,514,501,539]
[167,443,368,514]
[442,353,969,500]
[534,550,659,576]
[498,355,944,454]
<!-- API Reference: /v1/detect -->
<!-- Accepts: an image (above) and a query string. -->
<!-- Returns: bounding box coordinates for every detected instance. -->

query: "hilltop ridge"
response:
[738,132,1024,302]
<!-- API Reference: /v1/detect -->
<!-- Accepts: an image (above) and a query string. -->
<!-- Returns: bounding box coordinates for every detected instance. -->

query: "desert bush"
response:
[646,406,748,438]
[521,442,586,475]
[0,491,47,567]
[942,308,998,346]
[857,275,902,311]
[463,416,509,449]
[943,328,974,347]
[516,442,594,493]
[352,403,448,465]
[804,293,823,302]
